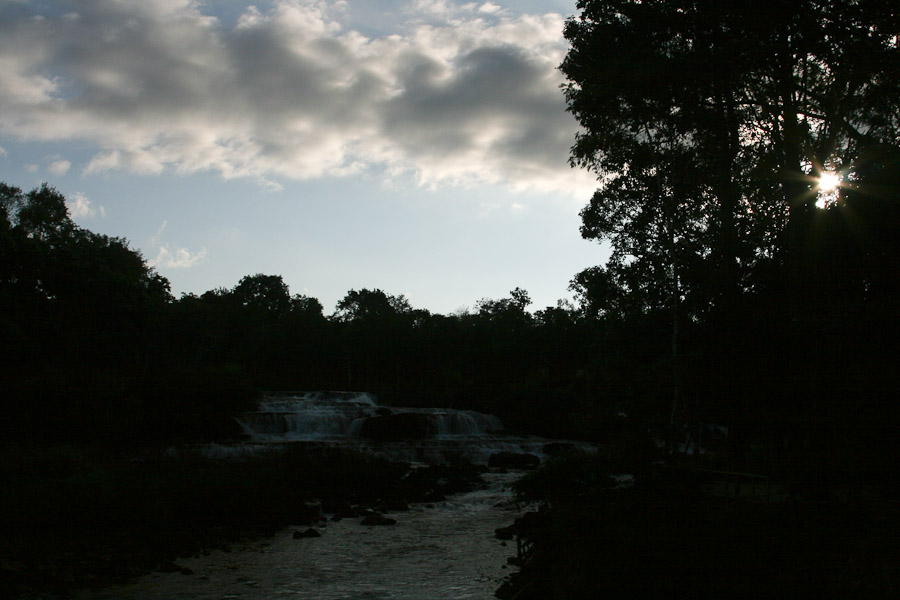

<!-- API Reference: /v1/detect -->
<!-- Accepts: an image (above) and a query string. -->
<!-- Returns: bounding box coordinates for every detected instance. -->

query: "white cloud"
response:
[67,191,105,219]
[0,145,7,157]
[151,244,207,269]
[48,159,71,175]
[478,3,504,15]
[0,1,595,197]
[149,219,206,268]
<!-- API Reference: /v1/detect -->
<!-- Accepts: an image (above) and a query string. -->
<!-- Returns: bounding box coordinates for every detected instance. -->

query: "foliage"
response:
[562,0,900,472]
[1,183,608,442]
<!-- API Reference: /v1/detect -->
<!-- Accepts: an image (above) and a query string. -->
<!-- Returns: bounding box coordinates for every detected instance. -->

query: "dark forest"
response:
[3,0,900,597]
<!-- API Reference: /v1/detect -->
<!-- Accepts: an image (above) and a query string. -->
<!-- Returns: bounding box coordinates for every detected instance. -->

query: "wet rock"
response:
[488,452,541,470]
[323,499,358,520]
[157,561,181,573]
[359,413,433,441]
[295,499,323,525]
[374,497,410,512]
[292,528,322,539]
[421,489,446,503]
[514,510,549,537]
[543,442,576,457]
[495,525,516,540]
[361,514,397,526]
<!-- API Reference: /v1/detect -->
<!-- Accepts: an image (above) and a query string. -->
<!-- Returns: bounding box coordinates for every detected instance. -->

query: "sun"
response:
[815,171,841,208]
[818,171,840,192]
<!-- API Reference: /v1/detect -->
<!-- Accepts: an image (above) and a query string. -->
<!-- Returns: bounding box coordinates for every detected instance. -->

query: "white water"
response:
[81,472,524,600]
[97,393,585,598]
[216,391,559,465]
[236,392,505,443]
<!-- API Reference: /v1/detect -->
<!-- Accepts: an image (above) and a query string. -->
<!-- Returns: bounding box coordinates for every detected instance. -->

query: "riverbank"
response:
[0,443,485,599]
[495,454,900,598]
[84,470,523,600]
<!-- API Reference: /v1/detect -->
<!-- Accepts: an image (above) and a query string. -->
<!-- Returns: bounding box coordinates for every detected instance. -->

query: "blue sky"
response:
[0,0,607,314]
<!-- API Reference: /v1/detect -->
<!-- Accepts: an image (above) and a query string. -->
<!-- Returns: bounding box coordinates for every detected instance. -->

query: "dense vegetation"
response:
[494,1,900,597]
[2,0,899,596]
[1,182,603,444]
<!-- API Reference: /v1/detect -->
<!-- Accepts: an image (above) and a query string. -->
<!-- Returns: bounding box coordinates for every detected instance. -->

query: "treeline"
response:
[0,182,602,445]
[4,167,900,482]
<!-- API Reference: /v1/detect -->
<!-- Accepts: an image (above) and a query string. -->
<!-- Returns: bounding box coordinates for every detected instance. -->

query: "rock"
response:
[295,499,323,525]
[359,413,434,441]
[179,567,194,575]
[293,528,322,539]
[543,442,576,457]
[514,510,549,537]
[421,489,446,503]
[361,514,397,526]
[157,561,181,573]
[495,525,517,540]
[374,497,410,512]
[488,452,541,470]
[323,499,358,519]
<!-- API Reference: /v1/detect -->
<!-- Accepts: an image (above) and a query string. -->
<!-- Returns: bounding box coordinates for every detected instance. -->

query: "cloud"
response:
[0,146,7,157]
[48,159,71,175]
[149,220,206,268]
[0,1,594,197]
[67,191,106,219]
[151,245,207,269]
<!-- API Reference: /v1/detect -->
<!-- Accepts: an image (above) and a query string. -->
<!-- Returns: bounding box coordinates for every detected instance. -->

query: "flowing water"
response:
[82,472,524,600]
[82,392,577,599]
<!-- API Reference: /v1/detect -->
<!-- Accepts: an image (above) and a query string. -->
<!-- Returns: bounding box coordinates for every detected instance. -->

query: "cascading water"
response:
[81,472,527,600]
[236,392,505,441]
[222,391,555,465]
[94,394,591,599]
[237,392,379,440]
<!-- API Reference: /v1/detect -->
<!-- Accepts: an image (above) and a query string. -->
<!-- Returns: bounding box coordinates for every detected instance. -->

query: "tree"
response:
[332,288,412,322]
[331,289,415,390]
[233,273,291,315]
[563,0,900,302]
[563,0,900,466]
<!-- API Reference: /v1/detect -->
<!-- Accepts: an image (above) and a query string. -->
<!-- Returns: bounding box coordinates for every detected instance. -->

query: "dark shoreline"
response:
[494,457,900,599]
[0,443,486,599]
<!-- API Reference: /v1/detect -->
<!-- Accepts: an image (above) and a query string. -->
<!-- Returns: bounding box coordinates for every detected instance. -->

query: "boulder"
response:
[488,452,541,470]
[293,499,323,525]
[361,514,397,526]
[359,413,434,441]
[543,442,576,457]
[157,561,181,573]
[322,499,358,520]
[374,497,410,512]
[292,528,322,539]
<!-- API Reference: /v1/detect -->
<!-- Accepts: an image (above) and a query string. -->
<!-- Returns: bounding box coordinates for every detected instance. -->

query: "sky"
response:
[0,0,608,315]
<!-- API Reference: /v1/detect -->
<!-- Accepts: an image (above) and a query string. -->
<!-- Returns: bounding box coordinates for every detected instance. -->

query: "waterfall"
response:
[223,391,594,465]
[237,392,506,442]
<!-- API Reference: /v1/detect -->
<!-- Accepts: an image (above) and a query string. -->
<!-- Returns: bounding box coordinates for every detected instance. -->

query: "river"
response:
[81,471,523,600]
